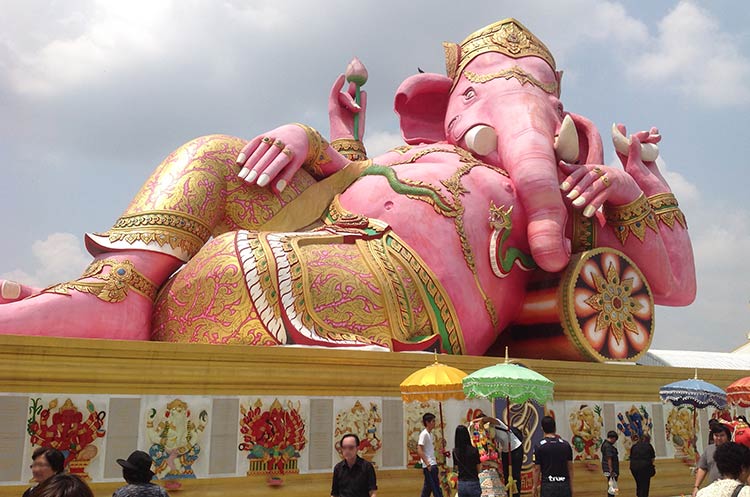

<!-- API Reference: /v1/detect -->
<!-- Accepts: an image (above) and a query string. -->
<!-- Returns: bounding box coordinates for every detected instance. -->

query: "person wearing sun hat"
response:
[113,450,169,497]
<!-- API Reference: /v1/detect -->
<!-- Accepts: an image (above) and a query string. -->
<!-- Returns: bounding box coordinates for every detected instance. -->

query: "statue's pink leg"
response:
[0,251,180,339]
[0,135,314,340]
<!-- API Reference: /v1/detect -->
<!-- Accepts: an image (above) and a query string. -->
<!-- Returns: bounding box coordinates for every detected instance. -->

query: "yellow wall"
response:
[0,335,744,497]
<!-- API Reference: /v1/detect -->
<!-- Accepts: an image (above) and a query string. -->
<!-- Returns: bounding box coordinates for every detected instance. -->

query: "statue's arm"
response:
[559,126,696,306]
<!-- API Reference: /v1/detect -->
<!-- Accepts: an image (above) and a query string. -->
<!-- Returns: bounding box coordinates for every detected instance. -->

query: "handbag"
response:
[649,464,656,477]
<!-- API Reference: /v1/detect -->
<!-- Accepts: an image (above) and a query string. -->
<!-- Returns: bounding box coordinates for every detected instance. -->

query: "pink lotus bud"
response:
[345,57,368,86]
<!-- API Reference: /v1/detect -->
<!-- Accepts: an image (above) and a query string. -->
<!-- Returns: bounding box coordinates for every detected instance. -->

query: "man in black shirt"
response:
[601,431,619,496]
[533,416,574,497]
[331,433,378,497]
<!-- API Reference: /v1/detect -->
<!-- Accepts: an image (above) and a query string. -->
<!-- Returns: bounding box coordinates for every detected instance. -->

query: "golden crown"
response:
[444,18,556,88]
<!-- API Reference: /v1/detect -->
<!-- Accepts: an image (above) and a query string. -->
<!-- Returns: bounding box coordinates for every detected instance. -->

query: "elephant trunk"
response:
[501,126,570,272]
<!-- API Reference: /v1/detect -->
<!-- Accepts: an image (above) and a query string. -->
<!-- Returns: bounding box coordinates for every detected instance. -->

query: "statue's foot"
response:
[0,252,181,340]
[0,280,40,304]
[0,289,153,340]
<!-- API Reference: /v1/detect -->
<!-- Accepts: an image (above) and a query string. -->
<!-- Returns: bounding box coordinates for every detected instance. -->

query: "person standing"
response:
[418,413,443,497]
[629,434,656,497]
[532,416,574,497]
[31,473,94,497]
[693,424,731,496]
[113,450,169,497]
[453,425,481,497]
[331,433,377,497]
[696,442,750,497]
[601,431,619,497]
[23,447,65,497]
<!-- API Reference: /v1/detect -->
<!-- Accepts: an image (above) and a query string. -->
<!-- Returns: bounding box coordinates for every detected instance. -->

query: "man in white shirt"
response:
[417,412,443,497]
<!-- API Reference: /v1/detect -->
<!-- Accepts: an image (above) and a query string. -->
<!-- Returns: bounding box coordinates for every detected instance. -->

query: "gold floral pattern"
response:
[603,194,658,245]
[648,192,687,229]
[44,259,157,303]
[584,262,643,345]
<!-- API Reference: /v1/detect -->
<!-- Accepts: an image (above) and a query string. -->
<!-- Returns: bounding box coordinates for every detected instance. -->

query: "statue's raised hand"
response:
[236,124,309,193]
[329,70,367,141]
[612,123,671,196]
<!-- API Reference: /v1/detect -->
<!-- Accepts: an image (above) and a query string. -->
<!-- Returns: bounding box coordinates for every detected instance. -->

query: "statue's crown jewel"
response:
[444,18,556,85]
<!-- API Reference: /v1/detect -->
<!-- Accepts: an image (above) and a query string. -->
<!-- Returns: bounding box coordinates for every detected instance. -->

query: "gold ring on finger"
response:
[273,139,285,149]
[262,136,272,144]
[601,175,610,187]
[593,166,603,177]
[282,147,292,157]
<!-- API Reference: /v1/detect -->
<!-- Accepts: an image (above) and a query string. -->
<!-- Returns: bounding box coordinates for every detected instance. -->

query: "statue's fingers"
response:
[258,148,294,188]
[359,90,368,138]
[329,74,346,105]
[560,163,594,196]
[241,137,276,182]
[246,142,282,185]
[337,90,362,113]
[272,161,300,194]
[581,183,610,218]
[237,136,262,165]
[558,161,589,194]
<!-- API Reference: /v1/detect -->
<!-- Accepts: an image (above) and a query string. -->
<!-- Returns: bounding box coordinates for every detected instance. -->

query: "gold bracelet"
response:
[648,192,687,229]
[603,194,658,244]
[331,138,368,161]
[42,259,158,303]
[571,208,596,252]
[293,123,331,179]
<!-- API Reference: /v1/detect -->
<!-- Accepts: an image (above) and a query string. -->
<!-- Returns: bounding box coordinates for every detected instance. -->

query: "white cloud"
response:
[2,1,327,97]
[365,130,404,157]
[0,233,90,288]
[633,1,750,107]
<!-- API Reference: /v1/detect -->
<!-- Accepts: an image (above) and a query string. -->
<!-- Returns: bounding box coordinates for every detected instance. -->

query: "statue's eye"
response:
[463,87,476,100]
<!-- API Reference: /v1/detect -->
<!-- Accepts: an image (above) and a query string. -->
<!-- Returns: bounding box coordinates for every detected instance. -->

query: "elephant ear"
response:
[566,112,604,164]
[394,73,452,145]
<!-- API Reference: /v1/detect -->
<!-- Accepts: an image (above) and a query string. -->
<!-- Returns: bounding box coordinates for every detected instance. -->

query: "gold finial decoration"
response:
[445,18,556,90]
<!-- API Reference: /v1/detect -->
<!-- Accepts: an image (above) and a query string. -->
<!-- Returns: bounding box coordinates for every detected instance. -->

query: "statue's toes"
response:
[0,280,39,304]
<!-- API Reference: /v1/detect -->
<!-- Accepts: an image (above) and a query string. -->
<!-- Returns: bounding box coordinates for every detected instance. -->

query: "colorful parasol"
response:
[400,359,468,403]
[659,370,727,466]
[400,354,468,496]
[463,348,554,495]
[659,374,727,409]
[727,377,750,408]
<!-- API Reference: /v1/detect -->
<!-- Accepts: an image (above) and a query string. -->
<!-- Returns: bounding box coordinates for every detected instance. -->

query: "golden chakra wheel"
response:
[559,247,654,362]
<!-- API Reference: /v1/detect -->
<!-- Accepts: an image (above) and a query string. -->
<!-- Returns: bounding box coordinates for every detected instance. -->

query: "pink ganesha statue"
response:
[0,19,695,362]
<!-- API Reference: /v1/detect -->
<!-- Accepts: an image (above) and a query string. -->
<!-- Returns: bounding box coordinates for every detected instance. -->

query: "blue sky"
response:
[1,0,748,351]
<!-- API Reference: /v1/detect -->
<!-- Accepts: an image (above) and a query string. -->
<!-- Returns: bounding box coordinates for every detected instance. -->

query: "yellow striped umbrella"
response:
[400,358,468,402]
[400,355,468,496]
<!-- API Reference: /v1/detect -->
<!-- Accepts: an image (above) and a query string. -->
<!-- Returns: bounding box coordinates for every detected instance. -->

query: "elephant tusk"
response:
[554,114,579,163]
[611,123,659,162]
[464,125,497,156]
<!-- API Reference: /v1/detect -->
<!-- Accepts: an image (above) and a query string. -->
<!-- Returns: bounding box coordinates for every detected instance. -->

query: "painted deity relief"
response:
[145,398,207,484]
[665,405,696,461]
[334,400,382,464]
[568,404,603,461]
[404,401,442,468]
[27,398,106,480]
[616,404,652,459]
[239,398,306,477]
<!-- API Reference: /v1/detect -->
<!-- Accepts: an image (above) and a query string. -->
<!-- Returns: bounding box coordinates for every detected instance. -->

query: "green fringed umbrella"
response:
[463,348,555,495]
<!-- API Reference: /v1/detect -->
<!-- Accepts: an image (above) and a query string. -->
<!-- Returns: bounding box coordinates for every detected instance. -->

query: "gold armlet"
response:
[42,259,158,303]
[571,209,597,252]
[331,138,368,162]
[647,192,687,229]
[293,123,331,180]
[603,194,658,245]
